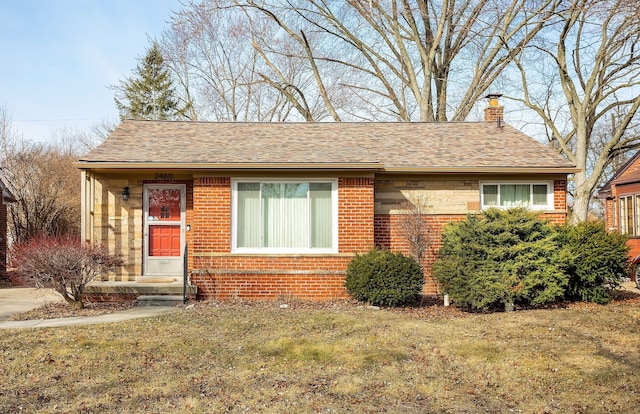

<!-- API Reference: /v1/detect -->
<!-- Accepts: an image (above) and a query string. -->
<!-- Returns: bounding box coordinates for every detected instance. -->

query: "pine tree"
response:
[114,43,189,121]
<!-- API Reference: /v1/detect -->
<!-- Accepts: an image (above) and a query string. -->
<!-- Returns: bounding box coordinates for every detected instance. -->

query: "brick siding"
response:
[189,177,567,300]
[374,214,466,294]
[190,176,374,300]
[92,174,569,300]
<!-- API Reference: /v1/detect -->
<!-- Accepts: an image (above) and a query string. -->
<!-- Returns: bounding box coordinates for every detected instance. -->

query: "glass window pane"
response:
[636,195,640,236]
[483,185,498,206]
[627,196,634,236]
[237,183,260,247]
[148,188,181,221]
[235,181,334,250]
[501,184,529,207]
[262,183,309,248]
[620,197,628,234]
[310,183,332,248]
[532,185,548,206]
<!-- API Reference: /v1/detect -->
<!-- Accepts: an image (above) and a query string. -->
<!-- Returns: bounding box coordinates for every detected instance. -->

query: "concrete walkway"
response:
[0,282,637,330]
[0,306,176,329]
[0,287,176,329]
[0,288,64,321]
[621,280,639,292]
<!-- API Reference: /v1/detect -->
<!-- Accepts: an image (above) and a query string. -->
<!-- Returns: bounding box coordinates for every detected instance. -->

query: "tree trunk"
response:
[66,298,84,310]
[571,177,592,224]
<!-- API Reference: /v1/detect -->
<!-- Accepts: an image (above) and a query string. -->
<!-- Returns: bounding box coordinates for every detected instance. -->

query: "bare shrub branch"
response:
[11,237,123,309]
[398,196,432,262]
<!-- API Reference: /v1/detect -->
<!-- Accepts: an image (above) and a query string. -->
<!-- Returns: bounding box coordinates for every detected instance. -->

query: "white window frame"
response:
[480,181,554,211]
[231,179,339,254]
[619,194,638,236]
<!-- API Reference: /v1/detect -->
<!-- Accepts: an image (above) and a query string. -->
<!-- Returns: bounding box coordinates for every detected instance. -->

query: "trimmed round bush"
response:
[345,249,424,306]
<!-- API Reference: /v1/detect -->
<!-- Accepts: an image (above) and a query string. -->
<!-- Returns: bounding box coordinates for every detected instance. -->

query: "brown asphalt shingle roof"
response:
[78,120,576,172]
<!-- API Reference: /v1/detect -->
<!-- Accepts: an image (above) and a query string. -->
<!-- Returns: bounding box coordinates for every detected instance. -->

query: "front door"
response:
[143,184,186,276]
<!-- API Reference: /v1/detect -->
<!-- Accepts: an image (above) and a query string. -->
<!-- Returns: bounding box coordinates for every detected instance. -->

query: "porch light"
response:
[122,186,130,201]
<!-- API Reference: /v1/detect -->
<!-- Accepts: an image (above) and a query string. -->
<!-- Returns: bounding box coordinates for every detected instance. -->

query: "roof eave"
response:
[75,161,579,175]
[382,166,580,174]
[612,177,640,186]
[74,161,384,170]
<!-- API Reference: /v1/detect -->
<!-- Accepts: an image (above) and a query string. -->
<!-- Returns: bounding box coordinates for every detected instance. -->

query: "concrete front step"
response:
[84,281,197,302]
[137,295,185,307]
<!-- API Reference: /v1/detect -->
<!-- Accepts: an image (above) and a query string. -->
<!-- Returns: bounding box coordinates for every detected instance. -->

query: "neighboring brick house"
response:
[76,98,576,300]
[598,150,640,281]
[0,171,16,279]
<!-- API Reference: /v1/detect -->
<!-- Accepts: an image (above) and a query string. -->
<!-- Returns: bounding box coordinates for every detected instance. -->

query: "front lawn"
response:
[1,297,639,413]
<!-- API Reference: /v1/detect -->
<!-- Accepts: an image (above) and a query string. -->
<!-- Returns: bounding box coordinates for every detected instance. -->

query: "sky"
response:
[0,0,183,143]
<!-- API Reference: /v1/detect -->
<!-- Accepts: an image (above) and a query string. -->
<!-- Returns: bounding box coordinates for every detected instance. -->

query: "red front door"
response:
[148,225,181,256]
[144,185,185,276]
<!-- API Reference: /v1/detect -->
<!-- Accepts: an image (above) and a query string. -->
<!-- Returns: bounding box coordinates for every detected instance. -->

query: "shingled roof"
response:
[597,150,640,199]
[77,120,577,173]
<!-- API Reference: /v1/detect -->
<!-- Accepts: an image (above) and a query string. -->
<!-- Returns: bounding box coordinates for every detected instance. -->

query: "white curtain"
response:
[310,183,332,248]
[483,185,498,206]
[237,183,260,247]
[620,197,628,234]
[237,182,333,249]
[262,183,309,248]
[501,184,530,207]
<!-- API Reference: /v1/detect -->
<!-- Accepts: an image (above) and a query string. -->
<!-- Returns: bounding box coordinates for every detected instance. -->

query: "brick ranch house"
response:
[76,99,577,300]
[598,149,640,282]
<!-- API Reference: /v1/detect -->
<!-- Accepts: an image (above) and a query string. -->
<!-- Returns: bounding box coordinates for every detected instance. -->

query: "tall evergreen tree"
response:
[114,43,189,120]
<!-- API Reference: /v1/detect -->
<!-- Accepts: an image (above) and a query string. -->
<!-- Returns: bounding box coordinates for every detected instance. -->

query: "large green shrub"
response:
[345,249,424,306]
[555,221,629,304]
[432,208,568,311]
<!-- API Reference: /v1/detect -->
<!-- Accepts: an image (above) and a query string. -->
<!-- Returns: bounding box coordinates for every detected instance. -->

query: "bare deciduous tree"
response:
[512,0,640,222]
[0,106,18,158]
[159,0,560,122]
[156,0,640,216]
[3,143,81,243]
[160,2,311,121]
[238,0,561,121]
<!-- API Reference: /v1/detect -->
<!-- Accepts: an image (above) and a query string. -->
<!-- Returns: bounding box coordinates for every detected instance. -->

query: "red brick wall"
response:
[188,176,569,300]
[553,180,566,211]
[607,181,640,280]
[375,214,466,294]
[338,177,375,252]
[603,197,614,231]
[374,184,569,296]
[192,177,230,253]
[190,176,374,300]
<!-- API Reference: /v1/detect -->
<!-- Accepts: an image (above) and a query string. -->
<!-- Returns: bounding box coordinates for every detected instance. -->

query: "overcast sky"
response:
[0,0,182,143]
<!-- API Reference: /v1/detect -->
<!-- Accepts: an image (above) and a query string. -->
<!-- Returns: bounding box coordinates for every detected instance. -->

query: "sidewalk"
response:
[0,287,177,329]
[0,287,64,321]
[0,306,176,329]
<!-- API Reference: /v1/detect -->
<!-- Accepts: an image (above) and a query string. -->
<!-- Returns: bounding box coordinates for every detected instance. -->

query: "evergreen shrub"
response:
[344,249,424,306]
[555,220,629,304]
[432,208,568,311]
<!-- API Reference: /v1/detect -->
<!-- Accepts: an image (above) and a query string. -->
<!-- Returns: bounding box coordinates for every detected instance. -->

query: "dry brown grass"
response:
[1,296,640,413]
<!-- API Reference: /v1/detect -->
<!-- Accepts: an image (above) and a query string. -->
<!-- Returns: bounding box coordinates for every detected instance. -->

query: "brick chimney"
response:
[484,93,504,123]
